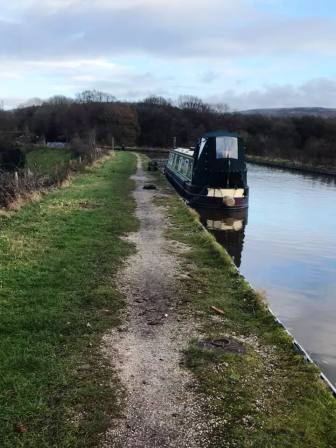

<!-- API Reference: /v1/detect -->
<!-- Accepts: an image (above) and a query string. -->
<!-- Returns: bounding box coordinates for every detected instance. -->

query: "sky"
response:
[1,0,336,110]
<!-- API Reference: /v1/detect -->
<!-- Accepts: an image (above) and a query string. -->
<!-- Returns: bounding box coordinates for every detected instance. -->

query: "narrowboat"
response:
[164,131,248,209]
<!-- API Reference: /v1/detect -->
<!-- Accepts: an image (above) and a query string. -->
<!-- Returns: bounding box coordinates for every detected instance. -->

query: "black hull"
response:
[165,167,248,210]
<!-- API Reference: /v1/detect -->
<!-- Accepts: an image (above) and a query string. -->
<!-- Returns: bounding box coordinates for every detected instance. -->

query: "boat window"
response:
[174,155,179,169]
[187,160,193,179]
[182,158,189,175]
[216,137,238,159]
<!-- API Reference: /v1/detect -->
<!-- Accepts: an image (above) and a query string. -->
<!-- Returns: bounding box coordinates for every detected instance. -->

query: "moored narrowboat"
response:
[164,131,249,209]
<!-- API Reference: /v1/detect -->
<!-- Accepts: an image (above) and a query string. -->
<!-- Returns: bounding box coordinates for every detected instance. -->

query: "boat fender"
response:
[223,196,235,207]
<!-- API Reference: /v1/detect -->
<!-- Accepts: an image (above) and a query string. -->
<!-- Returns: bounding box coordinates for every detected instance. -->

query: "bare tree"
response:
[45,95,74,105]
[212,102,230,114]
[143,96,172,107]
[178,95,211,113]
[18,97,43,108]
[75,90,116,103]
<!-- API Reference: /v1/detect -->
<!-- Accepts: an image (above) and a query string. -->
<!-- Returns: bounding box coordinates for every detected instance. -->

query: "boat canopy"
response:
[197,131,240,160]
[193,131,247,188]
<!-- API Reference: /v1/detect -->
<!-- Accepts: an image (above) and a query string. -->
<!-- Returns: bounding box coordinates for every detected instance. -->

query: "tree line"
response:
[1,90,336,169]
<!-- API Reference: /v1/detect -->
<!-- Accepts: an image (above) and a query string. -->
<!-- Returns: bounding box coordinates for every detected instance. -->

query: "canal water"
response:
[147,152,336,386]
[198,164,336,387]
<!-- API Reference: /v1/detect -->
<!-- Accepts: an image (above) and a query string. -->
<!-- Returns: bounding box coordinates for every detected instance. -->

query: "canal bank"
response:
[1,152,336,447]
[139,156,336,447]
[196,162,336,390]
[0,152,139,447]
[246,154,336,176]
[148,148,336,391]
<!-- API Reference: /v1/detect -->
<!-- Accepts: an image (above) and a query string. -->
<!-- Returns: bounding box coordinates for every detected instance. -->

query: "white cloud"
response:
[0,56,171,108]
[209,79,336,110]
[1,0,335,61]
[1,1,336,108]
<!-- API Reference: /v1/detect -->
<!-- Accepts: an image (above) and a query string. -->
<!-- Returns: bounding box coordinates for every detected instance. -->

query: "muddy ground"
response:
[102,155,209,448]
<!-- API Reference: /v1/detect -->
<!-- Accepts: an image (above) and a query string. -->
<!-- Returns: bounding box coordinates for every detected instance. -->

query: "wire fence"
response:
[0,146,107,208]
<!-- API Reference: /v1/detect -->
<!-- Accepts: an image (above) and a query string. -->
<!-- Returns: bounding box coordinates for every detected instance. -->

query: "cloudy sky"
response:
[1,0,336,110]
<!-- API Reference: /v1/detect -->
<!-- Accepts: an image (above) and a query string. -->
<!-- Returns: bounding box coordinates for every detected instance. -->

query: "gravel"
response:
[102,155,209,448]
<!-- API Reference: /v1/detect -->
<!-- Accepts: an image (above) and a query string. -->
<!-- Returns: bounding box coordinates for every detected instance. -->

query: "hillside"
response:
[241,107,336,118]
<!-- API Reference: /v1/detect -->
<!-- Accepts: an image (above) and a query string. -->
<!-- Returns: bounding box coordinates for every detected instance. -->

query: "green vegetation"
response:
[152,167,336,448]
[26,147,74,175]
[0,152,137,447]
[246,154,336,175]
[2,149,335,447]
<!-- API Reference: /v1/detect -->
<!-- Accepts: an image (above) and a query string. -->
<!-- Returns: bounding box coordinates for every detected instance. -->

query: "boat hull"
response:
[165,166,248,210]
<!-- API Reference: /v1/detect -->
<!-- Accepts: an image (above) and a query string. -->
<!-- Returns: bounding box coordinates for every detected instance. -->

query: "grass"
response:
[150,165,336,448]
[26,147,74,175]
[246,154,336,175]
[3,150,336,447]
[0,151,138,447]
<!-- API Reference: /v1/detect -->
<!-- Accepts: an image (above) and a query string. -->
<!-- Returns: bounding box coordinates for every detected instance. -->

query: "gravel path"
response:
[102,155,209,448]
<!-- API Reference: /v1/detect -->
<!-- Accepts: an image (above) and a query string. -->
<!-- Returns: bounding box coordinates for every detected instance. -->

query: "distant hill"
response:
[240,107,336,118]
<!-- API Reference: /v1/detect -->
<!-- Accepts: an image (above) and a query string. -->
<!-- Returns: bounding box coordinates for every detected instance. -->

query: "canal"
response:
[147,152,336,386]
[198,163,336,387]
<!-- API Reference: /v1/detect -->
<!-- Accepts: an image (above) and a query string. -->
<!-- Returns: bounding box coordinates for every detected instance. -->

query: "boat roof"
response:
[173,147,194,157]
[202,130,239,138]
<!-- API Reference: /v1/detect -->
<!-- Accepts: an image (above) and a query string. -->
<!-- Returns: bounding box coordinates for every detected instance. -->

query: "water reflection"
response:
[197,208,248,268]
[255,163,336,187]
[198,164,336,388]
[147,152,336,387]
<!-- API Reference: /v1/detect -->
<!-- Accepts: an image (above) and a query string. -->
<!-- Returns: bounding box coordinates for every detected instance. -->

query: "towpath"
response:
[102,155,209,448]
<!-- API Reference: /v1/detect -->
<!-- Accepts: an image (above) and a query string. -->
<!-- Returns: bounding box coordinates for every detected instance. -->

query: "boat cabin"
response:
[165,131,248,209]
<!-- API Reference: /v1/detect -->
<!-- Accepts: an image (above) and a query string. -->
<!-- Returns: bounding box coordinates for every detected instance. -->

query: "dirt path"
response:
[102,155,209,448]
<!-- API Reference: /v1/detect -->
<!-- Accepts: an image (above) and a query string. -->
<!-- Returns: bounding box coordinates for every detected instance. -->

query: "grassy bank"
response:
[3,149,336,447]
[246,154,336,176]
[0,152,137,447]
[26,147,75,175]
[150,165,336,447]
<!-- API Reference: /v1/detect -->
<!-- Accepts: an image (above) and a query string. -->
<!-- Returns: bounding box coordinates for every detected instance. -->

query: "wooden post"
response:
[111,136,115,151]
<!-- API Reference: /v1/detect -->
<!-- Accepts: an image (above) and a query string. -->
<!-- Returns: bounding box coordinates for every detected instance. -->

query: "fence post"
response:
[14,171,19,188]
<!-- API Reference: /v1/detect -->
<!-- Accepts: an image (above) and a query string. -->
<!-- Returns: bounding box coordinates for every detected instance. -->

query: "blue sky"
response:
[1,0,336,109]
[256,0,334,18]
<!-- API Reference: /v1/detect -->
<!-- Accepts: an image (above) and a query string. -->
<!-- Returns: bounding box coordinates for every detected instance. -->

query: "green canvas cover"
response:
[193,131,247,188]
